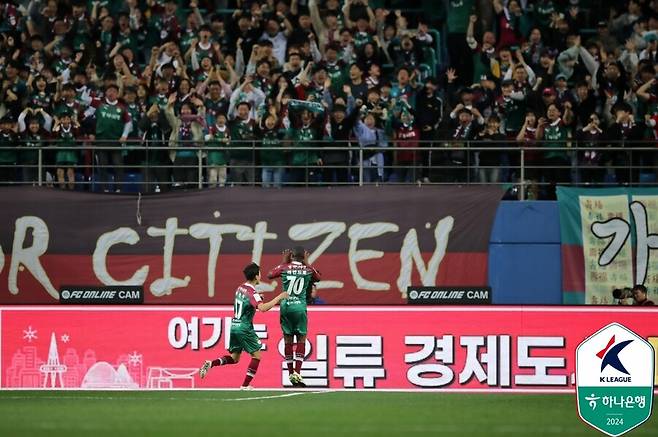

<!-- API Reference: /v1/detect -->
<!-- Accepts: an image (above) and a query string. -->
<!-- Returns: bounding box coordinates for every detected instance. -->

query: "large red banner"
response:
[2,306,657,390]
[0,186,501,305]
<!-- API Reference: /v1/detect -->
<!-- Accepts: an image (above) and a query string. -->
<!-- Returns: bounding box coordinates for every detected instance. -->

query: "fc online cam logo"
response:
[576,323,655,436]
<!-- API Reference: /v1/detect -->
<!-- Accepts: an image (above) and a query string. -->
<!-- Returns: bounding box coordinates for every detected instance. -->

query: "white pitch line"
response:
[0,391,324,402]
[220,392,312,401]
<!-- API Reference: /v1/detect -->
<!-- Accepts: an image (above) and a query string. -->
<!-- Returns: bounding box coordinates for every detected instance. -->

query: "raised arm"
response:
[257,292,289,312]
[309,0,326,37]
[343,0,355,29]
[18,108,31,132]
[40,108,53,131]
[366,3,376,30]
[466,15,478,50]
[637,78,656,101]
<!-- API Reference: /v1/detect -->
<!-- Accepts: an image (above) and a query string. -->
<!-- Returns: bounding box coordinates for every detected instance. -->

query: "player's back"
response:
[278,261,316,312]
[231,283,259,330]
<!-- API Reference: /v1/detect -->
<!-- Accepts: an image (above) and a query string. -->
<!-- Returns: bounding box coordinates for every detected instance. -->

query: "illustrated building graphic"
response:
[39,333,68,388]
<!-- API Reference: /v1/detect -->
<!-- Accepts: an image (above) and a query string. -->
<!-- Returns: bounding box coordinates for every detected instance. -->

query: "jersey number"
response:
[234,300,244,319]
[286,276,306,295]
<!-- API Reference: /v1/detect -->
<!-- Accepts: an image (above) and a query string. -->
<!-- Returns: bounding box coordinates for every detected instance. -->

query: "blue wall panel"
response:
[489,243,562,304]
[490,201,561,243]
[488,201,562,304]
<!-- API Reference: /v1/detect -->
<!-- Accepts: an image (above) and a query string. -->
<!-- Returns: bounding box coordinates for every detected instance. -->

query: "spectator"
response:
[607,102,645,184]
[349,97,384,184]
[165,94,205,188]
[516,111,541,199]
[228,101,258,185]
[447,105,484,182]
[205,113,230,188]
[18,107,52,185]
[0,115,18,184]
[536,103,572,199]
[576,113,604,184]
[258,111,287,188]
[0,0,656,193]
[477,115,506,184]
[446,0,476,87]
[287,100,325,185]
[324,89,357,184]
[392,109,419,183]
[86,84,132,192]
[139,104,171,193]
[467,15,498,86]
[415,77,443,183]
[51,108,80,190]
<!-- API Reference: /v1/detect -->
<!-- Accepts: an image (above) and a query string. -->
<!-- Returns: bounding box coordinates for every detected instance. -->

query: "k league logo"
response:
[597,335,632,376]
[576,323,655,437]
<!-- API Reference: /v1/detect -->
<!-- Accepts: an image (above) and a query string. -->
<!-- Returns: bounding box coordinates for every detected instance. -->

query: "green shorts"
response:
[280,309,308,336]
[228,326,262,354]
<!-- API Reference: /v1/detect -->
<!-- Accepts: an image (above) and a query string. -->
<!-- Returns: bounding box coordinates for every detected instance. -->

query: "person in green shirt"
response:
[204,113,230,188]
[537,103,572,199]
[258,113,287,188]
[88,84,133,192]
[52,110,80,190]
[287,104,326,186]
[228,102,257,185]
[198,263,287,389]
[446,0,476,87]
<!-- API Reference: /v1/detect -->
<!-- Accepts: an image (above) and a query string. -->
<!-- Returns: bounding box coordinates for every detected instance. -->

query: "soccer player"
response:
[199,263,287,389]
[267,246,321,387]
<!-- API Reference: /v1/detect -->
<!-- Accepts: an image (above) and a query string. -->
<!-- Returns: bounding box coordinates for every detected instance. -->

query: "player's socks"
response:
[294,342,305,374]
[211,355,236,367]
[242,357,261,386]
[284,343,294,375]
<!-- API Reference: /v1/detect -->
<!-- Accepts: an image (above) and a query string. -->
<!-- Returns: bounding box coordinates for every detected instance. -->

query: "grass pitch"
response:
[0,391,655,437]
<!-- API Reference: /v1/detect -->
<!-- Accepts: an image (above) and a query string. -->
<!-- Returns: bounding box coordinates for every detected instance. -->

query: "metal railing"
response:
[0,140,657,199]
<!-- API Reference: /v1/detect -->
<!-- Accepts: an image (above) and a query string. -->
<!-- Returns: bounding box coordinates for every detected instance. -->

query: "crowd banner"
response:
[557,186,658,305]
[2,306,657,390]
[0,186,501,305]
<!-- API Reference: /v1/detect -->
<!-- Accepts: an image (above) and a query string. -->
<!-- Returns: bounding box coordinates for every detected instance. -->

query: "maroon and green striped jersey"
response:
[267,261,321,312]
[231,283,262,329]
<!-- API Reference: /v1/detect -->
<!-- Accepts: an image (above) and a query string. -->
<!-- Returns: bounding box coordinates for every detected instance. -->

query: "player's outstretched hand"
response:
[279,292,289,301]
[282,249,292,264]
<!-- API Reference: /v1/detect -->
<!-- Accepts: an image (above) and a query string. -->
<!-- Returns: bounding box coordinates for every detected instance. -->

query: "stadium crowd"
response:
[0,0,657,197]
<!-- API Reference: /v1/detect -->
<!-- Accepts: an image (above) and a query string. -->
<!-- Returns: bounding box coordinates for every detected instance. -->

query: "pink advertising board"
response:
[2,306,657,391]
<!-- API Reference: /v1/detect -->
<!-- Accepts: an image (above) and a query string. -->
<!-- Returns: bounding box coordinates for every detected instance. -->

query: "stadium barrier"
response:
[1,140,657,199]
[1,306,656,391]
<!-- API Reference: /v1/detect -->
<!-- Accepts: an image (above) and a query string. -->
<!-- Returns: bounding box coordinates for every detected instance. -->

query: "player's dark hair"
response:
[243,263,260,281]
[632,284,647,294]
[292,246,305,261]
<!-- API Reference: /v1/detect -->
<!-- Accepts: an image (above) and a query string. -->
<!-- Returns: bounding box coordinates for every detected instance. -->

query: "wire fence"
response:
[0,140,656,199]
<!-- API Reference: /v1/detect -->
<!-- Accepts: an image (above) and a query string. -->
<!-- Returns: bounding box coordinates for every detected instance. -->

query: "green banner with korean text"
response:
[557,186,658,304]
